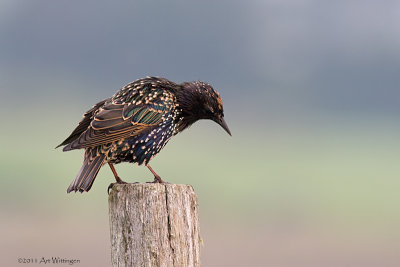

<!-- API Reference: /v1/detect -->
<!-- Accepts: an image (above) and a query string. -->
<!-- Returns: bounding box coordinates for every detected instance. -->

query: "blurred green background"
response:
[1,1,400,266]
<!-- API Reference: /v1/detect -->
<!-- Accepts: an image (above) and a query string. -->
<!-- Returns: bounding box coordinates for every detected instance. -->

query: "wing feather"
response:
[56,98,109,148]
[63,94,175,151]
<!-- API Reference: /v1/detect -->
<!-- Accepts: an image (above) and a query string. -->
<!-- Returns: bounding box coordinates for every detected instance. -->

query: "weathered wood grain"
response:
[108,183,201,267]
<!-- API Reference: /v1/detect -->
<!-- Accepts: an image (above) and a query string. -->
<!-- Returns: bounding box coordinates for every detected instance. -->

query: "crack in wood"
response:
[164,184,176,266]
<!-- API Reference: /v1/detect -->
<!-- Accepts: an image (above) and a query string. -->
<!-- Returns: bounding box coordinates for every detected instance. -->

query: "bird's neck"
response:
[175,83,204,133]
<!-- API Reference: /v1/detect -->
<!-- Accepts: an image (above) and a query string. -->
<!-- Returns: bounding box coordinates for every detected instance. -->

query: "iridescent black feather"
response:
[58,77,231,193]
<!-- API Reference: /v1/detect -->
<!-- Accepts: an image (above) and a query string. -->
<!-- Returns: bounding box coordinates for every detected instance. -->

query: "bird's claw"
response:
[107,183,116,194]
[107,180,128,194]
[146,175,169,184]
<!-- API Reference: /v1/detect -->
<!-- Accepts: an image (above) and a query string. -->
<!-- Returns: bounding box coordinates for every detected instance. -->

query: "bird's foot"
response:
[146,165,169,184]
[107,178,128,194]
[147,175,169,184]
[153,175,164,183]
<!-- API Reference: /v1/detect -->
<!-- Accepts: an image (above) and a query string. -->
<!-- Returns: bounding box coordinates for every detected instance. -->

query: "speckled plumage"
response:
[57,77,231,193]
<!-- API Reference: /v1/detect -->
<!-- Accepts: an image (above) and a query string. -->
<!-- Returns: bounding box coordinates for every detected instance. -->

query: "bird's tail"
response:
[67,152,106,193]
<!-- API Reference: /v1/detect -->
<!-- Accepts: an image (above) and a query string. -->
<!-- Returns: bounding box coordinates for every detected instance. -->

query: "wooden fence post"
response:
[108,183,201,267]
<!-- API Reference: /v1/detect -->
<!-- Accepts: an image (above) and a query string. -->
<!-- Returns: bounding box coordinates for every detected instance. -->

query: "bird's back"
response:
[58,77,181,155]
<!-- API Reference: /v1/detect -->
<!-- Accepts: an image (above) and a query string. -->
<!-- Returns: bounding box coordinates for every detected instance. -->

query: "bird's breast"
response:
[106,117,177,166]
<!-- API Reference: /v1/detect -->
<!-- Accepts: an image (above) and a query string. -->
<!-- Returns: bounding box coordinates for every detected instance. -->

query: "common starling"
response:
[57,77,231,193]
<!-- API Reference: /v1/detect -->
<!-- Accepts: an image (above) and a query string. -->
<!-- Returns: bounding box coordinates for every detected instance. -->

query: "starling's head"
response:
[179,81,231,136]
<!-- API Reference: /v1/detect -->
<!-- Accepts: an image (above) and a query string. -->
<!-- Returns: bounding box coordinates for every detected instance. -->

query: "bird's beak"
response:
[216,117,232,136]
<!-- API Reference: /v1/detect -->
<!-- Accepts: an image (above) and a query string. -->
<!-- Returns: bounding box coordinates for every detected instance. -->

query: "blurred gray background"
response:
[1,1,399,266]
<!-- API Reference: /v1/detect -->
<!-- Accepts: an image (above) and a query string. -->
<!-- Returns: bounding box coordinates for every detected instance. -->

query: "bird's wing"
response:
[56,98,110,148]
[63,92,176,151]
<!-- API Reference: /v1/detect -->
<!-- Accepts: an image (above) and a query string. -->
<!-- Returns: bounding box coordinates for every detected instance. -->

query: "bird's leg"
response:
[108,163,126,183]
[107,162,127,193]
[147,164,165,183]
